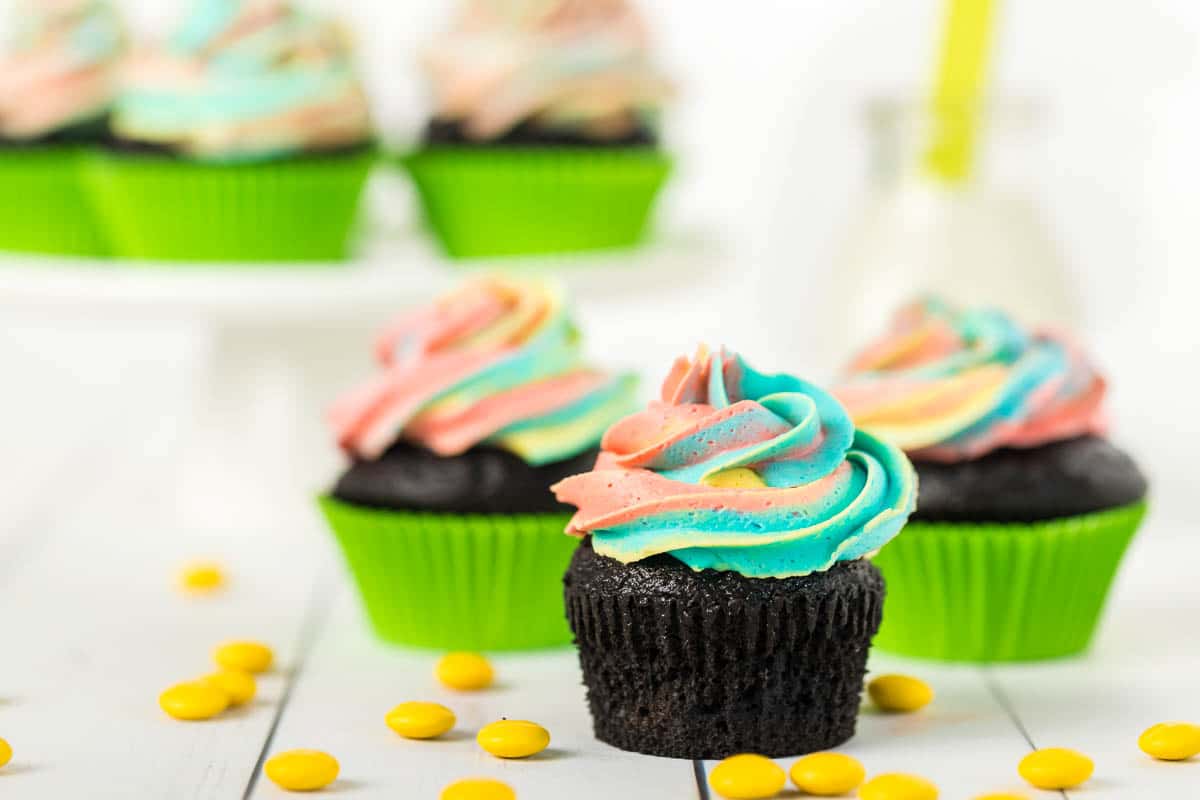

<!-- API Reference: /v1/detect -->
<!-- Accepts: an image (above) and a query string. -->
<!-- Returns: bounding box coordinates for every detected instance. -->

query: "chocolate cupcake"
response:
[835,297,1149,662]
[84,0,374,262]
[553,346,916,759]
[0,0,124,255]
[320,275,636,650]
[403,0,673,257]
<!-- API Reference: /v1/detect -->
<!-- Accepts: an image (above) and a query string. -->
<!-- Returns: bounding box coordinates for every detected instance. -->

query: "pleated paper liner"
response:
[401,147,671,258]
[0,146,109,256]
[318,496,579,651]
[82,148,375,263]
[872,500,1147,662]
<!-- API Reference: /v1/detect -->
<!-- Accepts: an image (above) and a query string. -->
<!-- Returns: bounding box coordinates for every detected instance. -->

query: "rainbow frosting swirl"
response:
[111,0,371,159]
[424,0,672,141]
[552,346,916,579]
[834,297,1108,462]
[0,0,125,140]
[330,275,636,466]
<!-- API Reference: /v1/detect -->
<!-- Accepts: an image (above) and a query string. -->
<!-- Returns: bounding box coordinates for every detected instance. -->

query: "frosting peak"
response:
[0,0,125,140]
[553,346,916,579]
[424,0,672,141]
[330,275,636,466]
[833,297,1108,462]
[111,0,370,159]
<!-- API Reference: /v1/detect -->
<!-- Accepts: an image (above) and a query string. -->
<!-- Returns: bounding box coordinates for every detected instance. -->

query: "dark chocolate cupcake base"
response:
[914,435,1148,522]
[564,540,885,759]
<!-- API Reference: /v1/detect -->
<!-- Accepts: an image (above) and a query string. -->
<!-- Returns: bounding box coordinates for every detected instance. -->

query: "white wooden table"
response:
[2,318,1198,800]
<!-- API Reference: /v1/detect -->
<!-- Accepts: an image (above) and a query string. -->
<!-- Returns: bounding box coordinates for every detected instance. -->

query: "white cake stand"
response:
[0,231,722,534]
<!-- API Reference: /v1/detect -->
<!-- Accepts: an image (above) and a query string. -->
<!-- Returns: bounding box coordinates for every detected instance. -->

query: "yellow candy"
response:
[859,773,939,800]
[708,753,787,799]
[386,702,456,739]
[789,752,865,795]
[214,640,273,674]
[264,750,339,792]
[1139,722,1200,761]
[200,670,257,707]
[477,720,550,759]
[440,778,517,800]
[179,561,225,594]
[868,674,934,713]
[436,652,494,691]
[159,682,230,721]
[0,737,11,769]
[1018,748,1093,790]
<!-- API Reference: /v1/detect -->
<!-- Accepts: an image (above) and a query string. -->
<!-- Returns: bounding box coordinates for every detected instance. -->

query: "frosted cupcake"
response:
[320,274,637,650]
[85,0,374,262]
[554,346,915,758]
[404,0,673,257]
[0,0,124,255]
[834,298,1148,662]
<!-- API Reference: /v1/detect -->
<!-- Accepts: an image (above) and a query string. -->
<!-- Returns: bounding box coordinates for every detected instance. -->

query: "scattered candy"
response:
[477,720,550,759]
[179,561,225,594]
[1018,748,1093,790]
[159,682,229,721]
[264,749,339,792]
[1139,722,1200,761]
[440,777,517,800]
[858,773,939,800]
[386,701,456,740]
[789,751,864,795]
[867,674,934,713]
[0,737,11,769]
[436,652,494,691]
[708,753,787,799]
[200,670,257,707]
[214,641,273,674]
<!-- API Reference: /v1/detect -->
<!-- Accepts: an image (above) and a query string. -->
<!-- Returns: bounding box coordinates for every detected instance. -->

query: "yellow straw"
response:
[923,0,998,183]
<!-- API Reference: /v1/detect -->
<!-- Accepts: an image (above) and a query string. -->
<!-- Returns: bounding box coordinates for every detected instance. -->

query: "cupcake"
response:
[0,0,124,256]
[834,298,1148,662]
[552,346,916,759]
[319,274,637,650]
[404,0,673,258]
[84,0,374,262]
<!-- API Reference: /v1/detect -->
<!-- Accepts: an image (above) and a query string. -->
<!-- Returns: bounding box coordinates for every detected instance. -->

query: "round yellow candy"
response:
[386,702,456,740]
[200,670,257,707]
[159,682,230,721]
[477,720,550,759]
[868,674,934,713]
[440,778,516,800]
[708,753,787,799]
[1018,748,1093,790]
[179,561,225,594]
[1139,722,1200,761]
[859,773,939,800]
[436,652,494,691]
[264,749,339,792]
[789,752,865,795]
[0,737,12,769]
[214,641,273,674]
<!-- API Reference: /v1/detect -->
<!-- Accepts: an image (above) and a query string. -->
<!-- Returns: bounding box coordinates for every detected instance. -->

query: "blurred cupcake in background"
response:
[85,0,374,263]
[404,0,673,258]
[834,297,1149,662]
[0,0,124,256]
[554,346,915,758]
[319,274,637,650]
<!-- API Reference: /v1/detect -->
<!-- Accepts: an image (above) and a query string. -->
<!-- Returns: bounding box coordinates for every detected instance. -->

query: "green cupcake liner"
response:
[401,147,671,258]
[871,501,1147,663]
[0,146,108,256]
[318,496,580,651]
[83,149,375,263]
